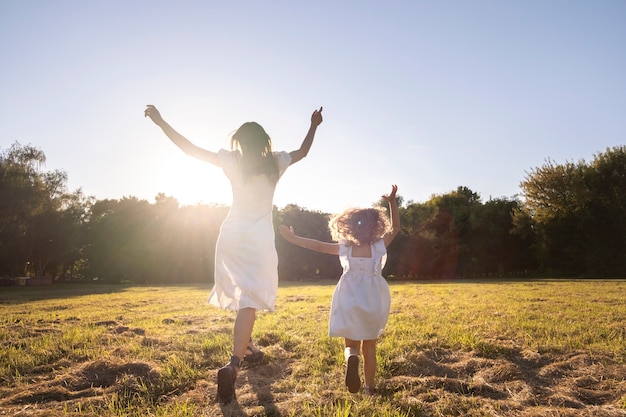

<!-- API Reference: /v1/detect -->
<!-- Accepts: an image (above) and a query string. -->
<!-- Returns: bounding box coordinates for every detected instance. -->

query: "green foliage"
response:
[395,187,532,279]
[520,146,626,276]
[275,205,342,280]
[0,142,91,278]
[85,196,227,283]
[2,142,625,280]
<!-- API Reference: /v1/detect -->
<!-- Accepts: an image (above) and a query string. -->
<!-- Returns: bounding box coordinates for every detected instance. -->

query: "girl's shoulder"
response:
[338,240,350,255]
[372,239,387,255]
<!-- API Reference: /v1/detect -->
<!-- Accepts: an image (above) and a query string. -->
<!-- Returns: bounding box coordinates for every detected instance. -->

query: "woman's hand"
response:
[144,104,165,126]
[382,184,398,204]
[311,107,323,127]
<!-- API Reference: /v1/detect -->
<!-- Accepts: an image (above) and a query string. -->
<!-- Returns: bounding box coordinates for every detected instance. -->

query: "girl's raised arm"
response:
[383,184,400,247]
[145,105,221,166]
[289,107,323,165]
[278,224,339,255]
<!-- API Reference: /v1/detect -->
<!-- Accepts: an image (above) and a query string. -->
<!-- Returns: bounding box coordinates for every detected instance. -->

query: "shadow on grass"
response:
[0,282,215,304]
[216,357,283,417]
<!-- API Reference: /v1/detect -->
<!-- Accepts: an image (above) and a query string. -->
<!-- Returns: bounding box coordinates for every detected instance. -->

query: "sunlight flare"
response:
[156,154,231,206]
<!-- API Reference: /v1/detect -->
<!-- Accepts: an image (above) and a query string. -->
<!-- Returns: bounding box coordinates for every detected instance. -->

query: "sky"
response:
[1,1,625,214]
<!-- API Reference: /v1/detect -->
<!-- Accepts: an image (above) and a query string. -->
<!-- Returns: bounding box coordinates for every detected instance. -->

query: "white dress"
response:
[208,150,291,311]
[328,239,391,340]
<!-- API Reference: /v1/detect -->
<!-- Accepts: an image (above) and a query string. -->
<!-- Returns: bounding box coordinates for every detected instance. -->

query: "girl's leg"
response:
[344,338,361,393]
[361,339,377,392]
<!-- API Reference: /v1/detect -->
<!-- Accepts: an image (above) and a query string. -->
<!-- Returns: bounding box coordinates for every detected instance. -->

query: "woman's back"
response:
[219,150,291,216]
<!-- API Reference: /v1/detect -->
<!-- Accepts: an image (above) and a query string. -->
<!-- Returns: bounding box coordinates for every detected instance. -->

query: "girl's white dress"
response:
[329,239,391,340]
[208,150,291,312]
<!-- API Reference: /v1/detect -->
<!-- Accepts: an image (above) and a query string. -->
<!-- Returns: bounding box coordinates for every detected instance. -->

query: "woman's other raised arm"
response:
[289,107,323,165]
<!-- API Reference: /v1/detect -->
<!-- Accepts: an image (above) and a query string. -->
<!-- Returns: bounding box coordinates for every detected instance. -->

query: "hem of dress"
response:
[207,299,275,312]
[329,330,384,340]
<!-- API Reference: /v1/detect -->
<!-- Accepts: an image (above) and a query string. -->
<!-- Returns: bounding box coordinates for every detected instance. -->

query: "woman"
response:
[145,104,323,403]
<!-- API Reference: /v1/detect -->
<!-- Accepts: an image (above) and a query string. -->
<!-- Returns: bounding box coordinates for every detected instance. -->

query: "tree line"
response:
[1,142,625,283]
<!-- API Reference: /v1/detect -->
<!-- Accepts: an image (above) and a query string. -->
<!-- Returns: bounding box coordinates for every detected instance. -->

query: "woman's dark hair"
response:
[231,122,279,184]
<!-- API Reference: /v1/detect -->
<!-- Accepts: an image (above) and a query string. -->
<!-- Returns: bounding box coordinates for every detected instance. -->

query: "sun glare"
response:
[156,154,231,207]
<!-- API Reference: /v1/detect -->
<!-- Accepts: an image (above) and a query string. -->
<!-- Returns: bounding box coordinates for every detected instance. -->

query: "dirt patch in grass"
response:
[1,345,624,416]
[2,358,161,412]
[378,348,626,416]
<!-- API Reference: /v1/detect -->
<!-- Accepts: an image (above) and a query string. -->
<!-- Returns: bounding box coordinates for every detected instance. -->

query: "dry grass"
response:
[0,280,625,416]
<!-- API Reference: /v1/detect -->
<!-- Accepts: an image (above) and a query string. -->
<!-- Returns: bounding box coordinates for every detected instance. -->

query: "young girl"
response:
[145,104,323,404]
[279,185,399,395]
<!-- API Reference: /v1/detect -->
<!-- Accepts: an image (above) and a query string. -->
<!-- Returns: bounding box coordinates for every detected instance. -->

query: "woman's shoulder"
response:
[272,151,292,174]
[218,149,240,159]
[216,150,241,172]
[272,150,291,162]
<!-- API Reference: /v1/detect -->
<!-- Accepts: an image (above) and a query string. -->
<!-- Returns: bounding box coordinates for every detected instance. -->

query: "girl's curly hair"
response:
[329,207,390,246]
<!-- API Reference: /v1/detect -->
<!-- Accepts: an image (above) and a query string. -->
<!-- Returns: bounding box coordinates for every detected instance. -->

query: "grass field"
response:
[1,280,625,416]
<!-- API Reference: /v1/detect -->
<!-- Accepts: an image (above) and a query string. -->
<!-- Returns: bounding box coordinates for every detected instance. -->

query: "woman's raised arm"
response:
[289,107,323,165]
[145,105,221,166]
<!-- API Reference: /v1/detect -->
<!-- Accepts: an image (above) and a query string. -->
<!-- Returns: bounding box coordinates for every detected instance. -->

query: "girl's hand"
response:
[144,104,165,126]
[382,184,398,203]
[311,107,323,127]
[278,224,295,240]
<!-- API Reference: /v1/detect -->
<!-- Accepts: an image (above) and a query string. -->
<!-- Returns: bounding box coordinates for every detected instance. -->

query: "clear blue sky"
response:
[1,1,624,214]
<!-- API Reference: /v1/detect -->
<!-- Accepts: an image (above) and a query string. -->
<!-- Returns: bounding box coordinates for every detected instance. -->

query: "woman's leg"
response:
[217,307,256,404]
[344,338,361,359]
[344,338,361,393]
[361,339,377,391]
[233,307,256,360]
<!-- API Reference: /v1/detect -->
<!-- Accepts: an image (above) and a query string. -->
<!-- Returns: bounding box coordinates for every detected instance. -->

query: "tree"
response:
[0,142,86,277]
[275,205,341,280]
[519,146,626,277]
[423,187,481,278]
[580,146,626,276]
[85,195,227,283]
[470,197,534,276]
